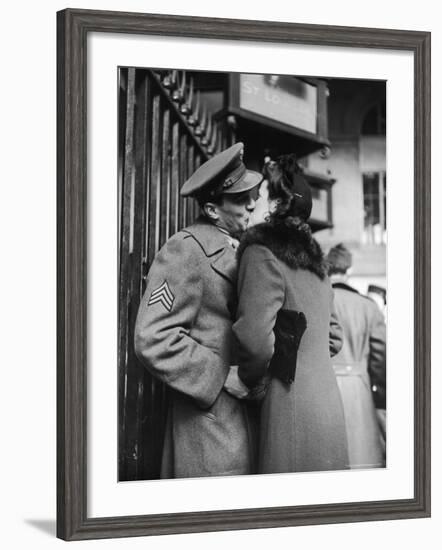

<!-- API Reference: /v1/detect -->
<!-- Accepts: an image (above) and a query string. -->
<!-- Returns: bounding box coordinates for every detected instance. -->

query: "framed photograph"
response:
[57,8,431,541]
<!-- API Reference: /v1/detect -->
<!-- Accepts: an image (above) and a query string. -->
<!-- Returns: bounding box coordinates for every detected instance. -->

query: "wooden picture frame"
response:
[57,8,431,541]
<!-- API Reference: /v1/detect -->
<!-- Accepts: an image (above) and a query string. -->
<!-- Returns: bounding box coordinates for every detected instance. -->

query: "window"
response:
[361,102,386,136]
[362,171,386,245]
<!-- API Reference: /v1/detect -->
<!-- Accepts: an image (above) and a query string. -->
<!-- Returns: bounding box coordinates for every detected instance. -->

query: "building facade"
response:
[309,79,386,292]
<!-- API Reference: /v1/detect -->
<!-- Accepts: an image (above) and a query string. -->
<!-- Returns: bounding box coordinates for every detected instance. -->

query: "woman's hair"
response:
[263,154,312,236]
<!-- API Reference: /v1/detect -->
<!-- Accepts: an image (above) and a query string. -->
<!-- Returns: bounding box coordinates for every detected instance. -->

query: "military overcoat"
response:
[233,222,349,474]
[134,217,252,478]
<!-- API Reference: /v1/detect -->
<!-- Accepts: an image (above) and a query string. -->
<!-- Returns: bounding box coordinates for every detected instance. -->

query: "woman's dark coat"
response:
[233,223,349,473]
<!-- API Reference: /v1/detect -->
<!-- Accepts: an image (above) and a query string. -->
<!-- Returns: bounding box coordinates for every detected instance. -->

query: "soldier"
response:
[134,142,262,479]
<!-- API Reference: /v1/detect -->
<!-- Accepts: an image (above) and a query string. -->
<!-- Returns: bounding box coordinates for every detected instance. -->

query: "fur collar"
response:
[237,222,328,280]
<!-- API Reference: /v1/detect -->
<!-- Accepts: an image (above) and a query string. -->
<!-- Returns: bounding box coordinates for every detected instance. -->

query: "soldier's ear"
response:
[202,202,219,221]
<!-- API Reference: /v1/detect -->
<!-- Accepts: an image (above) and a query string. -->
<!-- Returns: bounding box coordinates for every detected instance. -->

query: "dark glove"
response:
[269,309,307,385]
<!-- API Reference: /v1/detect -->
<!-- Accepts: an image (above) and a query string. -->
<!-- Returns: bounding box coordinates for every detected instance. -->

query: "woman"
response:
[230,155,349,474]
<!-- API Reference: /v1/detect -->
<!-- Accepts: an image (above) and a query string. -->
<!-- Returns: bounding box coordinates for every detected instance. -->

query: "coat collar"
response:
[210,247,237,283]
[182,217,237,283]
[182,216,228,257]
[332,282,360,294]
[237,221,328,280]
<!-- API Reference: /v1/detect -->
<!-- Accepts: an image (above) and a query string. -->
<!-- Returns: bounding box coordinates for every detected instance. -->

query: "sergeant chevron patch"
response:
[147,280,175,312]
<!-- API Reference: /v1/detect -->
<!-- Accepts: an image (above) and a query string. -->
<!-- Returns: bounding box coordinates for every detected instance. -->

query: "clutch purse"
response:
[269,309,307,384]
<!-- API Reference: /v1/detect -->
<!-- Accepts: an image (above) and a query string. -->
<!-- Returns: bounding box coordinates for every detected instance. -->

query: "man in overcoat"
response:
[326,244,386,468]
[134,143,262,479]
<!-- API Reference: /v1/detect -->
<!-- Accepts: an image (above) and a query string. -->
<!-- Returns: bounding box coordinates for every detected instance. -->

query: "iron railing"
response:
[118,68,225,480]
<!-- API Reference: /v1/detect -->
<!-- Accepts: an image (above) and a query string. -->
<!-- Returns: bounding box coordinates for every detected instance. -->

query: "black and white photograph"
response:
[118,67,387,482]
[1,0,436,546]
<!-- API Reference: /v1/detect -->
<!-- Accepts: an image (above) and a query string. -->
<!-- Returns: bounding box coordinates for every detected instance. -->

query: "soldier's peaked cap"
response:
[180,142,262,198]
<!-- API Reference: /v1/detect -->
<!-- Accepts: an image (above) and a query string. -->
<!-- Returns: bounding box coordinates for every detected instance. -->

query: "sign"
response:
[239,74,317,134]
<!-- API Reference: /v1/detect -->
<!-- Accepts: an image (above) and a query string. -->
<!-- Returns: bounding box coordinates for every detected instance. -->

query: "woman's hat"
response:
[290,172,312,221]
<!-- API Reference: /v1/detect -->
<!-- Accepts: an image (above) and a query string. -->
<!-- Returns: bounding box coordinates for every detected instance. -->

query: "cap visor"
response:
[222,170,263,194]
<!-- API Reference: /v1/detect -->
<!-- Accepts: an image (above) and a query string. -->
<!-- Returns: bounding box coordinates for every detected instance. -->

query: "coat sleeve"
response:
[233,245,285,387]
[329,285,343,357]
[134,235,227,409]
[367,304,387,408]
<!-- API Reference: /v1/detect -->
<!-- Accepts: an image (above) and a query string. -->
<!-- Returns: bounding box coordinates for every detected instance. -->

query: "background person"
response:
[326,244,386,468]
[134,143,262,479]
[366,283,387,457]
[367,284,387,321]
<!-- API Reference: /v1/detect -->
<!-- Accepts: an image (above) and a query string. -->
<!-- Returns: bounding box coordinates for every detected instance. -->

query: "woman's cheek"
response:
[249,199,269,226]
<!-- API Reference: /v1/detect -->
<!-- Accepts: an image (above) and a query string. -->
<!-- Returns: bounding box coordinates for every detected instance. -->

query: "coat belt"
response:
[332,362,366,376]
